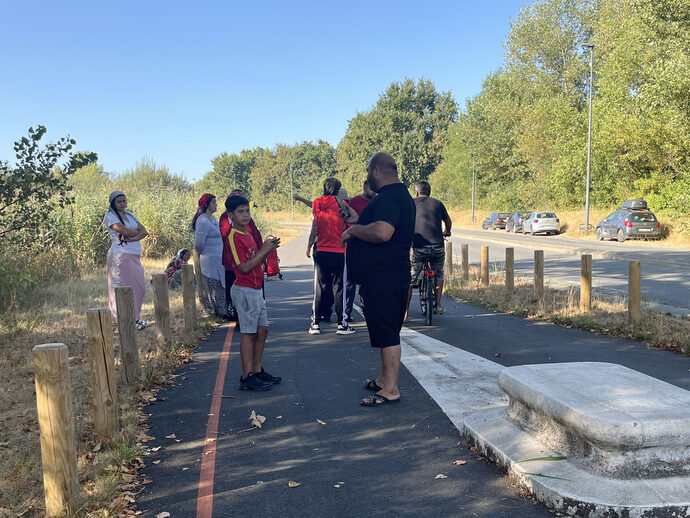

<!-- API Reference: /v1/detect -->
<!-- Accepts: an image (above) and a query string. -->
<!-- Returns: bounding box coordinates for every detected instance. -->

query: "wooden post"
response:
[182,264,197,334]
[461,244,469,281]
[505,247,514,297]
[628,261,641,325]
[86,309,118,439]
[580,254,592,312]
[115,286,141,384]
[192,249,204,308]
[152,273,172,345]
[33,344,79,517]
[444,241,453,277]
[481,246,489,286]
[534,250,544,300]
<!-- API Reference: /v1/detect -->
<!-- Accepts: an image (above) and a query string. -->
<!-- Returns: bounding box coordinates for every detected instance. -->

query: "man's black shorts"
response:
[359,281,408,348]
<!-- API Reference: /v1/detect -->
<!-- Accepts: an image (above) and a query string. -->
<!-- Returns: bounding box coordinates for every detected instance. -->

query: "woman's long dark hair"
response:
[191,196,215,231]
[110,197,127,245]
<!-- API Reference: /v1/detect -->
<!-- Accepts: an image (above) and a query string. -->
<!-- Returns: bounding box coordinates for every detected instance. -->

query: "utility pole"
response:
[289,163,294,221]
[471,162,476,223]
[582,42,595,231]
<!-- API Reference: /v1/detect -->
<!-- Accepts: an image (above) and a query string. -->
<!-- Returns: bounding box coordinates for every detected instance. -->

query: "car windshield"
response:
[536,212,556,218]
[628,212,656,222]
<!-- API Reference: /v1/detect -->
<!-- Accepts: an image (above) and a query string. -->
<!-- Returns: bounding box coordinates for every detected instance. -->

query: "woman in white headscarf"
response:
[104,190,150,330]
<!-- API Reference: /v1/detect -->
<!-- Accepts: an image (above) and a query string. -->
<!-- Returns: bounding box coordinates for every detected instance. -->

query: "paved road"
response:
[137,230,690,518]
[447,228,690,315]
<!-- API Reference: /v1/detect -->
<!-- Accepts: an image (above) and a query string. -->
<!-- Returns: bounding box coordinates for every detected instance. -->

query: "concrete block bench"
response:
[463,362,690,517]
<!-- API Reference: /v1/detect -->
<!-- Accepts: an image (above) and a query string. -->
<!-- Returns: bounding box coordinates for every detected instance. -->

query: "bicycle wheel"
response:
[419,275,427,315]
[425,274,434,326]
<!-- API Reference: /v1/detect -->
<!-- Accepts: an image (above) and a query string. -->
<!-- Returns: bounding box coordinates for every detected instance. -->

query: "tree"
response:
[0,126,94,243]
[118,157,189,191]
[199,148,267,196]
[337,78,457,187]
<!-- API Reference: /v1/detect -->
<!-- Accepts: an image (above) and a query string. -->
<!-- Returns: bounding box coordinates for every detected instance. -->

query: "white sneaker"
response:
[336,323,355,335]
[309,324,321,335]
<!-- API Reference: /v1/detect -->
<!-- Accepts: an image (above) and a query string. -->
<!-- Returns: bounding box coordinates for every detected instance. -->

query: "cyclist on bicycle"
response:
[406,180,452,317]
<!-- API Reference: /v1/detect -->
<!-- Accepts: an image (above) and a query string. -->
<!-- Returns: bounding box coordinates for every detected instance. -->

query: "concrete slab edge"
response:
[463,407,690,518]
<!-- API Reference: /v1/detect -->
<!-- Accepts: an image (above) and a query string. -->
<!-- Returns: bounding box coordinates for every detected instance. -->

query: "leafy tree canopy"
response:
[336,78,458,187]
[0,126,95,243]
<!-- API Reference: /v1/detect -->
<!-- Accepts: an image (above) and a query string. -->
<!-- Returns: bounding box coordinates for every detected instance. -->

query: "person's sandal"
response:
[364,379,382,391]
[360,394,401,406]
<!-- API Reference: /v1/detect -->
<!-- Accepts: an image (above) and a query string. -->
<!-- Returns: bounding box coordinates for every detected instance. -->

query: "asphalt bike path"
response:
[138,231,690,517]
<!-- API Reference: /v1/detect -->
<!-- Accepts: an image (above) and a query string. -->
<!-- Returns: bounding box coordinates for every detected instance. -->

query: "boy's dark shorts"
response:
[360,281,408,348]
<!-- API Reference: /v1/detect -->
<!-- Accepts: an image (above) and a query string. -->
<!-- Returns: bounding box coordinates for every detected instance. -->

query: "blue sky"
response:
[1,1,526,181]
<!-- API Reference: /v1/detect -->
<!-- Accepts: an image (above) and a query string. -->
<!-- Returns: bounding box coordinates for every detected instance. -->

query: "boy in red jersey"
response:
[226,195,281,391]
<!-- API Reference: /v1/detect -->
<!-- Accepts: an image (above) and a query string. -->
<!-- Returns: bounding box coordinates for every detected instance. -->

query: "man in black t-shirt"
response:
[341,152,415,407]
[407,180,452,316]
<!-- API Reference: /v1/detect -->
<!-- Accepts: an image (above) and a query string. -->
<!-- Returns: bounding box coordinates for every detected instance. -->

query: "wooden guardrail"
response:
[33,263,204,516]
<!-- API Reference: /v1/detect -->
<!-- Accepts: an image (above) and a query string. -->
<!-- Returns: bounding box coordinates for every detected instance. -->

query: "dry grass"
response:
[0,258,218,517]
[447,208,690,247]
[444,265,690,355]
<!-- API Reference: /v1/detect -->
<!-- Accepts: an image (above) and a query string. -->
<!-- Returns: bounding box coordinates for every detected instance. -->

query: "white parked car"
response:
[523,211,560,235]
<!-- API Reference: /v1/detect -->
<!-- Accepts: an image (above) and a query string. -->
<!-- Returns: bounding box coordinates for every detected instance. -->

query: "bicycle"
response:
[418,251,437,326]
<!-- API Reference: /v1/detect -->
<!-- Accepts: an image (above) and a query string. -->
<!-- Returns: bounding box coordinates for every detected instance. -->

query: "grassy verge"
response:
[0,258,219,517]
[447,208,690,247]
[444,266,690,356]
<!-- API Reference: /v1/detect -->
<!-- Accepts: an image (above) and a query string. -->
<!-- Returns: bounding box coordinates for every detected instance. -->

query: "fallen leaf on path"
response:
[175,439,181,442]
[493,353,501,357]
[150,446,161,452]
[221,395,235,399]
[152,460,161,465]
[206,438,216,443]
[453,460,467,466]
[142,479,152,484]
[435,474,448,479]
[92,443,102,452]
[249,410,266,428]
[276,416,283,419]
[316,419,326,425]
[469,446,478,452]
[165,434,176,439]
[288,481,301,488]
[334,484,341,488]
[182,467,189,471]
[155,513,170,518]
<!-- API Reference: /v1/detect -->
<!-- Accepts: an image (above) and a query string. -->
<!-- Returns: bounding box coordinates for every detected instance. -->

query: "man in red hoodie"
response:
[307,177,355,336]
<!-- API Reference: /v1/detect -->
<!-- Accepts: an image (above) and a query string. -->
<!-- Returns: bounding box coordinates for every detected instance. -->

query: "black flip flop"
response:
[360,394,401,406]
[364,379,382,391]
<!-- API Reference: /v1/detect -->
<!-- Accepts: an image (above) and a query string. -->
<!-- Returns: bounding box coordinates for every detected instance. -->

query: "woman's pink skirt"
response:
[107,252,146,324]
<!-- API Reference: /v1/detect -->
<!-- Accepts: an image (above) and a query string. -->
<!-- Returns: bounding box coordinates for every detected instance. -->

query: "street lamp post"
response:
[471,162,476,223]
[582,42,594,231]
[289,162,294,221]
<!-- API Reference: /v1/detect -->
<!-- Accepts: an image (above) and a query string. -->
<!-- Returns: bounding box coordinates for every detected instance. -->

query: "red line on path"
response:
[196,322,235,518]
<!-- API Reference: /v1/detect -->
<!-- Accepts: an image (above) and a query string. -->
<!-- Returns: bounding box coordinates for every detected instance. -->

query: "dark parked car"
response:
[596,199,660,242]
[482,212,512,230]
[505,211,532,233]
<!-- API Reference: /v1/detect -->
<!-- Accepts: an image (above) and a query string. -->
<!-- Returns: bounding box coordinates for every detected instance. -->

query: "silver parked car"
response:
[595,200,660,242]
[523,211,560,235]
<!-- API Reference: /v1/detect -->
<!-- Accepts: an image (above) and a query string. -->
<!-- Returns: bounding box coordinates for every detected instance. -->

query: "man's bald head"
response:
[366,152,400,192]
[366,152,398,176]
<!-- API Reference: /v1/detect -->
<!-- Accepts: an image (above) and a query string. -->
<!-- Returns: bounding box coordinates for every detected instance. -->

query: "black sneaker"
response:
[239,373,271,391]
[255,368,281,385]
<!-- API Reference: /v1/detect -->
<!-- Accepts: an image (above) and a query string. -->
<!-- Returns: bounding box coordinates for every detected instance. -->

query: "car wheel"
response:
[596,228,603,241]
[492,224,496,230]
[617,229,626,243]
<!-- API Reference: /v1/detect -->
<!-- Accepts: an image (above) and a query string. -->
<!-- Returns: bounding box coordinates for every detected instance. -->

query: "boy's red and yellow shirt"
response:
[228,228,263,290]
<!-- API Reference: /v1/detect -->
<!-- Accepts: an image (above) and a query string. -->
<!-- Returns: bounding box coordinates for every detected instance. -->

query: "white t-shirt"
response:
[104,210,142,255]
